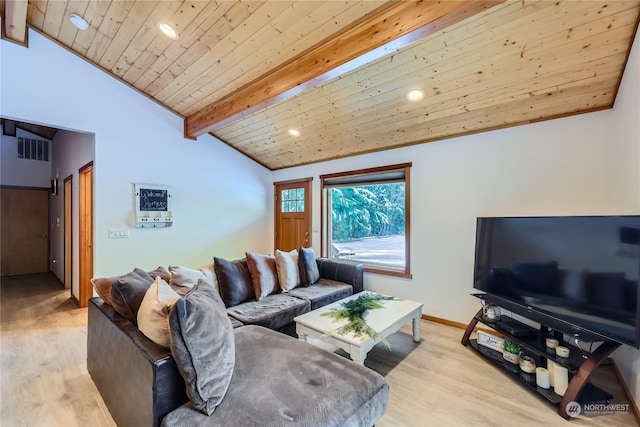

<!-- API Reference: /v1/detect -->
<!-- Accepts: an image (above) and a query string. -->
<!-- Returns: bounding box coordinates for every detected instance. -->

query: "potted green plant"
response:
[502,339,522,364]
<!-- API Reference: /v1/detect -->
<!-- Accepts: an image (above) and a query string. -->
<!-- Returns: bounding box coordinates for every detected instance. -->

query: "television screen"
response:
[474,216,640,348]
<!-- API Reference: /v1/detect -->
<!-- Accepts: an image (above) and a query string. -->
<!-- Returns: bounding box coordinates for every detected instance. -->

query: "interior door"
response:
[78,162,93,307]
[64,176,72,290]
[0,187,49,276]
[274,178,312,252]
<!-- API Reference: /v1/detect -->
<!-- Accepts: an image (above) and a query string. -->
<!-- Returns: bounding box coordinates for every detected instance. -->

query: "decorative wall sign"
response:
[477,330,504,353]
[134,183,173,228]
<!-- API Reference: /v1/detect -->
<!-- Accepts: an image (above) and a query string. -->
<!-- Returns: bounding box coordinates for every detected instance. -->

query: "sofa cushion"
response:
[214,257,255,307]
[92,266,169,307]
[226,293,310,330]
[110,268,155,324]
[287,279,353,310]
[275,249,301,292]
[162,325,389,427]
[245,252,279,300]
[137,276,181,348]
[169,264,218,296]
[169,280,235,416]
[299,246,320,286]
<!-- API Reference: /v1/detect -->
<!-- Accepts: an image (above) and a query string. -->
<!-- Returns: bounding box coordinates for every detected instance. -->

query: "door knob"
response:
[41,234,47,238]
[303,239,309,244]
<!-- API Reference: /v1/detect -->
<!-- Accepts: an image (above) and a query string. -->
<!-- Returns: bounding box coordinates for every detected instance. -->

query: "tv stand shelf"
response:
[462,308,620,419]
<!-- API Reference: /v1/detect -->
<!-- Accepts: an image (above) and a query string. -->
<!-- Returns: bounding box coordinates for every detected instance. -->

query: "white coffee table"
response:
[294,292,423,365]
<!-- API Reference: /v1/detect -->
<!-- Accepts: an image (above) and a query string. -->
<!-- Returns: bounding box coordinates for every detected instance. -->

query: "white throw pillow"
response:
[137,276,181,348]
[275,249,300,292]
[169,264,218,295]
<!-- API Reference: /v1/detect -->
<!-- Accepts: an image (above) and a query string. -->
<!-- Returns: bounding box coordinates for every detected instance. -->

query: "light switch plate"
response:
[109,228,129,238]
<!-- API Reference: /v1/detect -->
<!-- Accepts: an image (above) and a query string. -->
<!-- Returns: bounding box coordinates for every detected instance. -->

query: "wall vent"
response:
[17,137,49,161]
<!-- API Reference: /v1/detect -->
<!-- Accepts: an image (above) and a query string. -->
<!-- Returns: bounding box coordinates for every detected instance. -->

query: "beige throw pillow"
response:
[137,276,181,348]
[275,249,300,292]
[169,264,218,295]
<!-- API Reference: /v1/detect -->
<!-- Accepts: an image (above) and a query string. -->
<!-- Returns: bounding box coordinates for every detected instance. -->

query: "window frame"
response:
[320,163,412,278]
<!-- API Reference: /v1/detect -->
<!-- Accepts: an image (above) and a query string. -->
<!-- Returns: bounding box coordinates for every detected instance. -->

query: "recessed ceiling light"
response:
[288,129,301,137]
[69,13,89,31]
[157,21,179,40]
[406,89,425,102]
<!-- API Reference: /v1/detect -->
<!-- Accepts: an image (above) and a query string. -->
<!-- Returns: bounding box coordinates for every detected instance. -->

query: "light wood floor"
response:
[1,274,637,426]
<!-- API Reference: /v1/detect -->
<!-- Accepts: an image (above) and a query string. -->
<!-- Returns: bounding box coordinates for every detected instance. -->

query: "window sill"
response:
[364,266,412,279]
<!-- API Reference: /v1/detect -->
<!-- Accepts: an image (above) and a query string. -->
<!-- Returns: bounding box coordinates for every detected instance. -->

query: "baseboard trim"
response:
[423,314,640,422]
[421,314,500,336]
[71,293,80,307]
[611,359,640,425]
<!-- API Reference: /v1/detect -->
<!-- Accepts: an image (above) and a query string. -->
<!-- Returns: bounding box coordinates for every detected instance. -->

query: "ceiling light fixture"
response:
[69,13,89,31]
[157,21,179,40]
[288,129,301,137]
[406,89,425,102]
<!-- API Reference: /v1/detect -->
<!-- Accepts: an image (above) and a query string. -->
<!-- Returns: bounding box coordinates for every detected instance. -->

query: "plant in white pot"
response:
[502,339,522,364]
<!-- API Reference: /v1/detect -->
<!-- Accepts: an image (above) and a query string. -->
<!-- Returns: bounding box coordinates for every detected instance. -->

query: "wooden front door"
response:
[274,178,312,252]
[0,187,49,276]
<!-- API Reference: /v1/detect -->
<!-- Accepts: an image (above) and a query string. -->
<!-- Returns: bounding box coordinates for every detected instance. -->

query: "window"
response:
[321,163,411,278]
[281,188,305,212]
[18,137,49,161]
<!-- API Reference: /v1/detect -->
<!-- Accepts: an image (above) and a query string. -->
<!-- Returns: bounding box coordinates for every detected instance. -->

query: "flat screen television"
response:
[473,215,640,348]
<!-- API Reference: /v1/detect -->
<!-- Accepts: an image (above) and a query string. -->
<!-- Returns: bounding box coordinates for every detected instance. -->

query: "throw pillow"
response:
[91,266,170,307]
[275,249,301,292]
[169,280,235,415]
[169,264,218,296]
[110,268,154,324]
[91,276,116,306]
[298,246,320,286]
[245,252,279,300]
[199,262,219,293]
[137,276,181,348]
[147,266,171,282]
[214,257,255,307]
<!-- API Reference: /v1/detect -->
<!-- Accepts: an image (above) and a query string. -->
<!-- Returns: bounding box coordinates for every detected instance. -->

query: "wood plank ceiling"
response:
[2,0,639,170]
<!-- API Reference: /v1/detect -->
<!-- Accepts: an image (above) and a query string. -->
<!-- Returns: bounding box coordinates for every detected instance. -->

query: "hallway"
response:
[0,274,115,426]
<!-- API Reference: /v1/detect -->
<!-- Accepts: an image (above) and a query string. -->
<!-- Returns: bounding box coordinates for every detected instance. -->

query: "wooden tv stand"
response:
[461,308,620,419]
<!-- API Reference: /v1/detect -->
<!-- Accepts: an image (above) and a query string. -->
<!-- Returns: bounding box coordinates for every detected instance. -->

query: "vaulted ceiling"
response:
[2,0,639,170]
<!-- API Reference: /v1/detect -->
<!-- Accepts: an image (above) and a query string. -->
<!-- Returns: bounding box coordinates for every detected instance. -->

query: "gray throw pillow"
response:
[214,257,255,307]
[110,268,154,324]
[169,280,235,415]
[299,246,320,286]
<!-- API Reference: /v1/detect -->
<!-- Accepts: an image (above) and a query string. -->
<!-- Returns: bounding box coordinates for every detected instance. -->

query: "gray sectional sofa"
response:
[87,256,389,427]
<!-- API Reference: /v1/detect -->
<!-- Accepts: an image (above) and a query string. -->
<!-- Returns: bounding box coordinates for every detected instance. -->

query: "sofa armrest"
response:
[315,258,364,293]
[87,297,188,427]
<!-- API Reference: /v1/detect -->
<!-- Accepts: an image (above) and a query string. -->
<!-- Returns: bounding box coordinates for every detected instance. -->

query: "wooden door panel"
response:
[1,188,49,276]
[274,179,311,252]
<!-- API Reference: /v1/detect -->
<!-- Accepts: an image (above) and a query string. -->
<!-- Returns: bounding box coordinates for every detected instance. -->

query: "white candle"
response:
[548,360,558,388]
[556,346,570,358]
[546,338,559,349]
[536,367,550,389]
[554,366,569,396]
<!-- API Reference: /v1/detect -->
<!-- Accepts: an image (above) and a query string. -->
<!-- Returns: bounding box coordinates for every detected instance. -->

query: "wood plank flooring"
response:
[1,274,636,426]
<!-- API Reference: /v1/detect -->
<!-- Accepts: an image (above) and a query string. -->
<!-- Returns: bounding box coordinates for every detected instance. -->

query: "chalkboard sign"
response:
[139,188,168,211]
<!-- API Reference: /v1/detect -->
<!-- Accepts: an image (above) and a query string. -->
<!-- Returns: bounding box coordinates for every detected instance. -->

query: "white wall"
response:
[49,129,95,291]
[610,30,640,408]
[1,30,272,296]
[0,127,52,187]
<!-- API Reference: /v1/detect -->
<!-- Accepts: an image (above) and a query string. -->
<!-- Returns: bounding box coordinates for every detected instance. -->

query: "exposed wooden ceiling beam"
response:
[185,0,505,139]
[2,0,28,46]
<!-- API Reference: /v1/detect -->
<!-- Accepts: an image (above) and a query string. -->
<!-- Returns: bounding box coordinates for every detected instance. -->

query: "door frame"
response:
[63,175,72,290]
[274,177,312,252]
[78,162,93,308]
